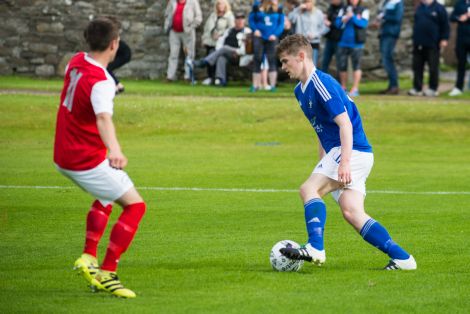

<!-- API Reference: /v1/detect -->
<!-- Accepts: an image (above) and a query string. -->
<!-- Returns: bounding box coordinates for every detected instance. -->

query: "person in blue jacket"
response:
[373,0,403,95]
[335,0,369,97]
[249,0,285,92]
[448,0,470,96]
[408,0,449,97]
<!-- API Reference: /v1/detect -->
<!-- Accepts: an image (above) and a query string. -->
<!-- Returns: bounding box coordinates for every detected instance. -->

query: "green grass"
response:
[1,77,470,313]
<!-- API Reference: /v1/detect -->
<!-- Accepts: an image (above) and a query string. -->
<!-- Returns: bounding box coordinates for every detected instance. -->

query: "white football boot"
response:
[384,255,417,270]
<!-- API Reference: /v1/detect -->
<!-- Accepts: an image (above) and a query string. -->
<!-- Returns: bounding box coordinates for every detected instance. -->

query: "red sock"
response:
[84,200,113,257]
[101,202,146,272]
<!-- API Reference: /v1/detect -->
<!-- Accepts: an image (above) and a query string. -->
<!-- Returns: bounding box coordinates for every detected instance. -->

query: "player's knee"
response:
[132,202,146,222]
[341,207,355,223]
[299,182,320,202]
[123,202,146,227]
[92,200,113,215]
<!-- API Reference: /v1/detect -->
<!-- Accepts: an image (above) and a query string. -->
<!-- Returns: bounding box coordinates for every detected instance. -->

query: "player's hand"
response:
[268,35,276,41]
[338,161,352,186]
[108,150,128,170]
[254,30,262,37]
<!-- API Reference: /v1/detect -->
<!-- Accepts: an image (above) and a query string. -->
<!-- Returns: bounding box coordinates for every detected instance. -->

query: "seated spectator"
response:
[164,0,202,82]
[201,0,234,85]
[448,0,470,96]
[289,0,325,66]
[191,12,252,86]
[249,0,285,92]
[107,40,132,94]
[321,0,344,75]
[335,0,369,97]
[408,0,449,97]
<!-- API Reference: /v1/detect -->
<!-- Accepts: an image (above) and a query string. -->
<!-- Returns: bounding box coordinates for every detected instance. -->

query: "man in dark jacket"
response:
[374,0,404,95]
[408,0,450,97]
[448,0,470,96]
[321,0,344,75]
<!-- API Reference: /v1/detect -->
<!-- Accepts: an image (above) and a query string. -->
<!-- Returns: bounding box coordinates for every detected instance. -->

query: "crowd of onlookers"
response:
[125,0,469,97]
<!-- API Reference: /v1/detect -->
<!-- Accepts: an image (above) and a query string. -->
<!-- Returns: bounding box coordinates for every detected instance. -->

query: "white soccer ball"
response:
[270,240,304,272]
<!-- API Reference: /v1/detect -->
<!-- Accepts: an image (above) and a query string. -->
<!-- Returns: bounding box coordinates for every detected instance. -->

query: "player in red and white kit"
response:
[54,16,145,298]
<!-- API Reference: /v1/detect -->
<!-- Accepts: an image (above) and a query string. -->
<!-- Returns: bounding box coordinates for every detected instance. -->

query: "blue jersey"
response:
[294,69,372,154]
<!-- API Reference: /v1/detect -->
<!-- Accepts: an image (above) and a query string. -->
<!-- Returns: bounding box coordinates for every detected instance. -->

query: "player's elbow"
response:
[96,112,112,122]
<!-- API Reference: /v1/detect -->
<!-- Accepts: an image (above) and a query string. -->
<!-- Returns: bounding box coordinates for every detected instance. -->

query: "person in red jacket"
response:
[54,16,146,298]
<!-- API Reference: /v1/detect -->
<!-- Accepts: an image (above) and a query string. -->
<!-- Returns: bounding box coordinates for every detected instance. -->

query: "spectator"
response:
[191,12,252,87]
[285,0,301,19]
[164,0,202,82]
[448,0,470,96]
[107,40,132,94]
[468,53,470,90]
[408,0,449,97]
[321,0,344,75]
[374,0,404,95]
[249,0,285,92]
[289,0,325,66]
[201,0,234,85]
[282,1,297,40]
[260,55,271,90]
[335,0,369,97]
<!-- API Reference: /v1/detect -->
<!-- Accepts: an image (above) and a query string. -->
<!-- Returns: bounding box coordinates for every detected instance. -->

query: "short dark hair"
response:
[277,34,312,58]
[83,16,121,52]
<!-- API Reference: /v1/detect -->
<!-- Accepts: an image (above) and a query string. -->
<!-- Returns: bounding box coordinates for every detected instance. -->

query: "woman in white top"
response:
[201,0,235,85]
[289,0,325,66]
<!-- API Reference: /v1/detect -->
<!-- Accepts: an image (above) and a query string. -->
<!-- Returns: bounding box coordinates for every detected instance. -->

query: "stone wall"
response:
[0,0,454,80]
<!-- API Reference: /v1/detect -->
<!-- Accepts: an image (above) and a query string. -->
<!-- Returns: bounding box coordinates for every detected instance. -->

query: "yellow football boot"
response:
[91,270,136,298]
[73,253,99,285]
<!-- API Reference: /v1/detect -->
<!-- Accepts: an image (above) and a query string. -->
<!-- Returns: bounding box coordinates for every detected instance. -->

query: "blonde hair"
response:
[261,0,279,13]
[214,0,231,14]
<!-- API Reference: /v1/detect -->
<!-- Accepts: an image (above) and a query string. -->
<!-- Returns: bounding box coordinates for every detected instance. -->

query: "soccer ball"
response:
[270,240,304,272]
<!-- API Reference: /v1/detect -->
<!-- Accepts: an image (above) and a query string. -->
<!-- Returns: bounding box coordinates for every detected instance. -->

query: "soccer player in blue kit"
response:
[277,34,416,270]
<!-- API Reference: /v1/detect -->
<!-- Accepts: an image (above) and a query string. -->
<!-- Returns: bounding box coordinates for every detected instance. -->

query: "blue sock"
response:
[304,198,326,250]
[360,218,410,260]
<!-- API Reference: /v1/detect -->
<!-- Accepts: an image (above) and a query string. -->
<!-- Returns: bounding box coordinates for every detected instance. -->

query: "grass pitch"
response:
[0,77,469,313]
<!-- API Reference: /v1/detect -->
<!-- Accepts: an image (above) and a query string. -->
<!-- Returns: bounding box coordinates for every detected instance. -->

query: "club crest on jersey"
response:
[310,116,323,133]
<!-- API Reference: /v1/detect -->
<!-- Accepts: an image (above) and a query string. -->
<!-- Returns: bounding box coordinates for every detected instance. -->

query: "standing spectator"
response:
[249,0,285,92]
[374,0,404,95]
[284,0,301,26]
[289,0,325,66]
[191,12,252,86]
[335,0,369,97]
[164,0,202,82]
[408,0,449,97]
[260,56,271,90]
[201,0,234,85]
[107,40,132,94]
[448,0,470,96]
[321,0,344,75]
[282,1,297,40]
